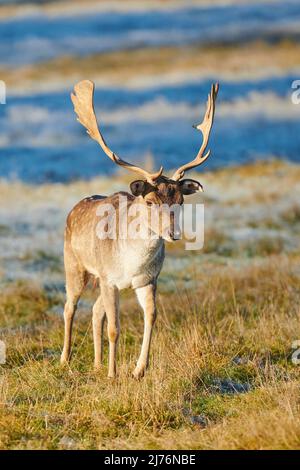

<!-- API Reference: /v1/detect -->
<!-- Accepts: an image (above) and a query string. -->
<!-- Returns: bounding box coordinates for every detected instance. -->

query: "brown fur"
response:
[60,182,197,379]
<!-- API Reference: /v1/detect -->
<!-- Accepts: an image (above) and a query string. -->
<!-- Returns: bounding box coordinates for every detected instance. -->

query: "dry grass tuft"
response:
[1,256,300,449]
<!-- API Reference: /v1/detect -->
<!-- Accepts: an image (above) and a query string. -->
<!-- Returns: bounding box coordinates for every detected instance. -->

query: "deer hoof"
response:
[60,355,69,366]
[132,367,145,380]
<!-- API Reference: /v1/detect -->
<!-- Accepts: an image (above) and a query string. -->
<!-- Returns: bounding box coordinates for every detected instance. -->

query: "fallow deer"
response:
[61,80,218,378]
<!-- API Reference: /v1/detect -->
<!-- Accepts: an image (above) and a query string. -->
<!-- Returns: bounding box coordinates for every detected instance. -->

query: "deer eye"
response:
[146,200,154,206]
[167,187,175,197]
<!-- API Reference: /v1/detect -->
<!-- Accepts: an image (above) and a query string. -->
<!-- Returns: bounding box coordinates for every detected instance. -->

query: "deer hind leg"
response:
[100,283,119,378]
[61,249,88,365]
[92,294,106,370]
[133,283,157,380]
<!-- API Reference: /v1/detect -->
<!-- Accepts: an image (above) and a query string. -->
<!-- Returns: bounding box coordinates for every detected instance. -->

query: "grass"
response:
[0,225,11,236]
[1,255,300,449]
[2,39,300,92]
[21,250,63,274]
[280,204,300,226]
[1,160,300,449]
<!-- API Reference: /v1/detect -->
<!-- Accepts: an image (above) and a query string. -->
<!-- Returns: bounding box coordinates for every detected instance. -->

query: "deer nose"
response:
[168,228,181,241]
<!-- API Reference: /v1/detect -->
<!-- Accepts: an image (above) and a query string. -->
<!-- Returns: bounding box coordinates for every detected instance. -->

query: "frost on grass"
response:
[1,159,299,286]
[1,160,300,449]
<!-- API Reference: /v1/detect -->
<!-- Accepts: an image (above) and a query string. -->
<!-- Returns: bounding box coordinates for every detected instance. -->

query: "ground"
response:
[0,160,300,449]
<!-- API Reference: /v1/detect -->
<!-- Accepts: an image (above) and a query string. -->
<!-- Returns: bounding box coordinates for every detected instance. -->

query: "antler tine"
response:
[171,83,219,181]
[71,80,163,184]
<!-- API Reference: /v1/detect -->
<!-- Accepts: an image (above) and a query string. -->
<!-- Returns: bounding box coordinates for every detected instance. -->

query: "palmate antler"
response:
[171,83,219,181]
[71,80,163,184]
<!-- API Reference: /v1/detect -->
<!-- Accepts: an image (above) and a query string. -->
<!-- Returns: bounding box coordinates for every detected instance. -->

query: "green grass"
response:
[1,255,300,449]
[0,224,11,236]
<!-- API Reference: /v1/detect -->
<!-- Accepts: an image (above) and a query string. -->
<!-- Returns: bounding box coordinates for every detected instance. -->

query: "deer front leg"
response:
[61,296,78,365]
[133,283,157,379]
[101,283,120,378]
[92,295,106,370]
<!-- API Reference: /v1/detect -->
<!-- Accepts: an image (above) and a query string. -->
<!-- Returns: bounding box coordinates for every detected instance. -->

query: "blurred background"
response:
[0,0,299,183]
[1,0,300,286]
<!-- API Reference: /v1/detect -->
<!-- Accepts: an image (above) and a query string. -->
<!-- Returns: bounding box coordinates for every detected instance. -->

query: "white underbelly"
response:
[107,241,164,290]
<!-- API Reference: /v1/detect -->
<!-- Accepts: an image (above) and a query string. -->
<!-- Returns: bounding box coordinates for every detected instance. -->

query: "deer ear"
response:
[130,180,146,196]
[179,179,203,195]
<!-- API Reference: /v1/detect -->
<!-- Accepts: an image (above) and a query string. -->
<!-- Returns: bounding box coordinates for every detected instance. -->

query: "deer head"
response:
[71,80,218,240]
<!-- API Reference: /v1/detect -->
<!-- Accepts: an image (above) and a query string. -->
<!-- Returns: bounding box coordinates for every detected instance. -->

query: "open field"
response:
[2,40,300,94]
[1,0,299,185]
[1,160,300,449]
[0,0,278,21]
